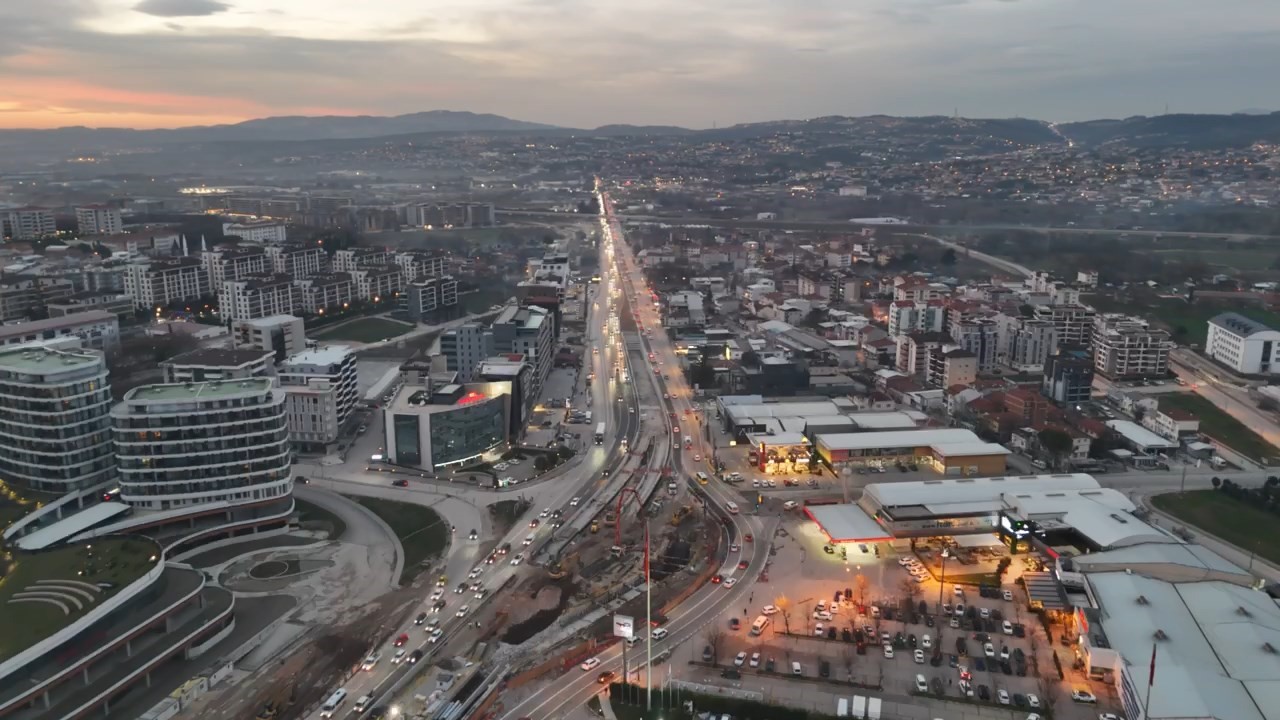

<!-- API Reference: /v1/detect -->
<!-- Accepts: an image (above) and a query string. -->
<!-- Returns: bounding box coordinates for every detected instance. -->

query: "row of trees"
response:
[1211,476,1280,514]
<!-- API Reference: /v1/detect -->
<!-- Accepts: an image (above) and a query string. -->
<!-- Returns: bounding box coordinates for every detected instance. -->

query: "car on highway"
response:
[737,560,748,570]
[510,553,524,565]
[570,497,581,506]
[711,574,722,584]
[394,633,409,647]
[597,670,617,684]
[361,652,381,671]
[391,648,407,664]
[529,518,540,528]
[724,577,737,588]
[652,628,668,640]
[415,612,427,625]
[693,454,701,461]
[581,657,601,671]
[408,649,424,664]
[729,543,740,552]
[392,479,409,487]
[456,605,470,617]
[540,508,550,517]
[744,534,753,542]
[428,628,443,643]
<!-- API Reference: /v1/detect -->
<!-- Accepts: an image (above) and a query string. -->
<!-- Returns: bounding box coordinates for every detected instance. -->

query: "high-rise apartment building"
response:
[203,246,268,287]
[279,345,358,434]
[402,275,459,321]
[0,344,117,494]
[395,251,448,281]
[350,265,404,303]
[950,319,999,372]
[332,248,394,273]
[1042,348,1094,406]
[295,272,354,315]
[124,257,210,310]
[4,207,56,240]
[112,378,292,510]
[232,314,306,362]
[266,243,328,278]
[75,205,123,235]
[1092,314,1173,380]
[887,300,945,337]
[441,322,495,382]
[1007,319,1058,372]
[219,273,300,322]
[491,304,554,388]
[1033,304,1097,349]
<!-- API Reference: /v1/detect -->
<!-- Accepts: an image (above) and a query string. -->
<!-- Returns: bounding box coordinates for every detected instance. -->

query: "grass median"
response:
[350,496,450,584]
[313,317,414,343]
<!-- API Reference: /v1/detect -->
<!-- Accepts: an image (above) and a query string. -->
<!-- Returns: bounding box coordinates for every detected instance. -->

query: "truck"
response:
[866,697,881,720]
[851,696,867,719]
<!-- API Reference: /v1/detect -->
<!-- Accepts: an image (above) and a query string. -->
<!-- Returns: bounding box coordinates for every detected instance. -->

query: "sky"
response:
[1,0,1278,130]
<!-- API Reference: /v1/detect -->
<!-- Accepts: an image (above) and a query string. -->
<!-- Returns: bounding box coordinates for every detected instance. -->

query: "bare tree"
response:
[775,595,793,635]
[1036,675,1058,713]
[854,574,870,605]
[899,577,923,600]
[704,627,725,665]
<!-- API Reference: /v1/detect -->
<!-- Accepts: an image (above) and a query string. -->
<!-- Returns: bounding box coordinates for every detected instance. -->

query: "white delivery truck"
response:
[851,696,867,719]
[867,697,882,720]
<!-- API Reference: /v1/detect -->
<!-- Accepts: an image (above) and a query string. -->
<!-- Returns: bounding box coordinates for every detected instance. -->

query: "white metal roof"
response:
[746,431,807,446]
[1006,489,1165,548]
[805,504,893,542]
[931,441,1012,457]
[847,411,919,430]
[724,400,844,423]
[13,503,131,550]
[1106,420,1177,450]
[1089,572,1280,720]
[1073,542,1251,577]
[864,473,1101,510]
[818,428,979,452]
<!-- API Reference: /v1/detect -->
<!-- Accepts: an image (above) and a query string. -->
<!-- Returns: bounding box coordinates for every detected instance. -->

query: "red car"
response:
[394,633,409,647]
[711,574,723,584]
[744,534,754,542]
[738,560,749,570]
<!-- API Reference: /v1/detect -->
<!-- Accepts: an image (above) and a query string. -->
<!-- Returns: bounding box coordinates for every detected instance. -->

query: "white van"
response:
[319,689,348,718]
[791,660,802,676]
[837,698,849,717]
[750,615,770,636]
[726,501,739,515]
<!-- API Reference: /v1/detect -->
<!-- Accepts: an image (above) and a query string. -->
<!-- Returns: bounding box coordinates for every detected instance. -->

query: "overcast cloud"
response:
[0,0,1277,129]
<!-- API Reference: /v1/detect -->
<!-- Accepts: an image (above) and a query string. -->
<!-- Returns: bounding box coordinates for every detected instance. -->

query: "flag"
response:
[1148,643,1157,687]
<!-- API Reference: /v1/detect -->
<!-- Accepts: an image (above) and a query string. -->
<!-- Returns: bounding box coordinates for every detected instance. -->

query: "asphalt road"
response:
[497,190,770,720]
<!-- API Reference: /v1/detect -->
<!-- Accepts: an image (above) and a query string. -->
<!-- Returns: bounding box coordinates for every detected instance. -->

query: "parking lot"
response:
[661,505,1127,720]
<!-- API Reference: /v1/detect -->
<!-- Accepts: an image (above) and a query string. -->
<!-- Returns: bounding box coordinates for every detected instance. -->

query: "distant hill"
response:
[1058,112,1280,148]
[0,110,560,155]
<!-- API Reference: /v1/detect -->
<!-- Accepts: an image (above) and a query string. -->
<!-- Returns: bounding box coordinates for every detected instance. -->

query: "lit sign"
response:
[457,391,488,406]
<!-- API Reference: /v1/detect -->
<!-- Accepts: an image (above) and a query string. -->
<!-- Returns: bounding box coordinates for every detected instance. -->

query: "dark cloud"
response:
[133,0,230,18]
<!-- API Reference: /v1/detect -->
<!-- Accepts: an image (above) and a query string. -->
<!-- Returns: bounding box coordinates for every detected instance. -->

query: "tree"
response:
[1037,429,1075,470]
[1212,476,1222,489]
[774,595,793,635]
[940,248,958,266]
[854,574,870,605]
[899,577,923,600]
[740,350,761,368]
[802,308,826,329]
[704,626,725,665]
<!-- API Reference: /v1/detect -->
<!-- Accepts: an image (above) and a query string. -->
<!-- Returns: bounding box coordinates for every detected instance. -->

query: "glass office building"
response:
[383,382,511,470]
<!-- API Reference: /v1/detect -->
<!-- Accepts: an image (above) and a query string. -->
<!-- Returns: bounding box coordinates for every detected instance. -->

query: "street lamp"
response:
[937,548,949,616]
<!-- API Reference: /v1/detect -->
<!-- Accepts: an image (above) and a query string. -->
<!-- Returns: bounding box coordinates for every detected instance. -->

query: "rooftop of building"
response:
[1087,571,1280,720]
[0,535,162,665]
[817,427,982,452]
[863,473,1102,510]
[0,344,103,374]
[164,347,273,368]
[282,345,353,368]
[208,245,265,257]
[1004,488,1165,548]
[1070,541,1250,578]
[123,377,274,402]
[1209,312,1277,338]
[0,311,116,340]
[300,271,351,285]
[235,314,300,328]
[389,381,506,414]
[1106,419,1178,449]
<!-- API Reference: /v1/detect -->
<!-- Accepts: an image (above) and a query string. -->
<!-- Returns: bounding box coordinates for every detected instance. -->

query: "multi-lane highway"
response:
[498,187,768,720]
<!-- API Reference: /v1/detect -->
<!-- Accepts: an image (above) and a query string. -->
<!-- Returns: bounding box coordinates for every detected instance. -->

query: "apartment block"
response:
[75,204,123,235]
[402,275,459,321]
[232,314,306,362]
[440,322,495,382]
[350,265,404,302]
[295,272,355,315]
[161,347,276,383]
[0,311,120,352]
[332,247,394,273]
[4,207,56,240]
[1092,314,1173,380]
[395,251,448,281]
[219,273,300,322]
[203,246,268,287]
[222,220,287,245]
[123,257,210,309]
[266,243,328,278]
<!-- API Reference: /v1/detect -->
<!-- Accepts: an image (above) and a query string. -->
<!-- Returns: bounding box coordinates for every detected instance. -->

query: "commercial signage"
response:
[613,614,634,640]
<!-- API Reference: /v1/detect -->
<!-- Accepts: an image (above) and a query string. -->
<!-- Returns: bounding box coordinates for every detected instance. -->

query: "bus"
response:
[594,422,606,445]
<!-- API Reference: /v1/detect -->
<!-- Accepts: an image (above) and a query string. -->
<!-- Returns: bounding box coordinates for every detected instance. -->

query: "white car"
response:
[429,589,444,601]
[816,610,832,621]
[984,642,996,658]
[724,577,737,588]
[1071,690,1098,704]
[883,645,894,659]
[362,652,381,670]
[652,628,668,640]
[954,585,964,597]
[570,497,581,506]
[474,588,487,599]
[921,634,932,649]
[540,508,551,517]
[950,617,960,628]
[730,543,740,552]
[915,674,928,692]
[913,649,925,664]
[1027,693,1041,709]
[783,500,798,510]
[814,623,825,636]
[913,575,927,584]
[1003,620,1015,635]
[998,689,1011,705]
[507,458,522,466]
[980,607,991,618]
[392,648,407,664]
[954,603,965,616]
[429,628,443,643]
[734,652,747,667]
[581,657,601,671]
[510,553,524,566]
[1000,645,1011,660]
[761,604,778,615]
[456,605,470,617]
[751,479,761,488]
[749,652,760,668]
[1003,589,1014,601]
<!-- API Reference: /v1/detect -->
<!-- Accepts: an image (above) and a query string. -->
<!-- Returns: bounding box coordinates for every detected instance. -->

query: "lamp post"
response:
[936,549,949,616]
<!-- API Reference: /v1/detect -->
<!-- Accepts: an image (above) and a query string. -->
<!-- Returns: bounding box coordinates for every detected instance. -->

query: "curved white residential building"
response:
[0,344,116,494]
[112,377,293,510]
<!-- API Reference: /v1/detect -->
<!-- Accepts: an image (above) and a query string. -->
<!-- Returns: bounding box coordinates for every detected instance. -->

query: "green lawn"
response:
[312,317,414,343]
[294,498,348,540]
[0,537,159,662]
[1149,248,1280,273]
[350,497,449,583]
[1152,490,1280,566]
[1158,393,1280,463]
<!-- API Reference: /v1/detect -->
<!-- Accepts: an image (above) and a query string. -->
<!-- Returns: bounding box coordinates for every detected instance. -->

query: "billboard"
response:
[613,614,634,640]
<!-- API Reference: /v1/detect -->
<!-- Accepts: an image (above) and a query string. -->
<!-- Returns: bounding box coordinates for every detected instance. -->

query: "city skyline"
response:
[2,0,1278,130]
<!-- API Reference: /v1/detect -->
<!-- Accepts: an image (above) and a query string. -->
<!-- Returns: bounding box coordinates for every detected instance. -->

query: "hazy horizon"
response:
[3,0,1278,130]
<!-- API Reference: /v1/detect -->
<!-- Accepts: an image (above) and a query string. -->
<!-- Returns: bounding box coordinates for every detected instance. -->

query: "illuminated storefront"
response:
[383,382,511,470]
